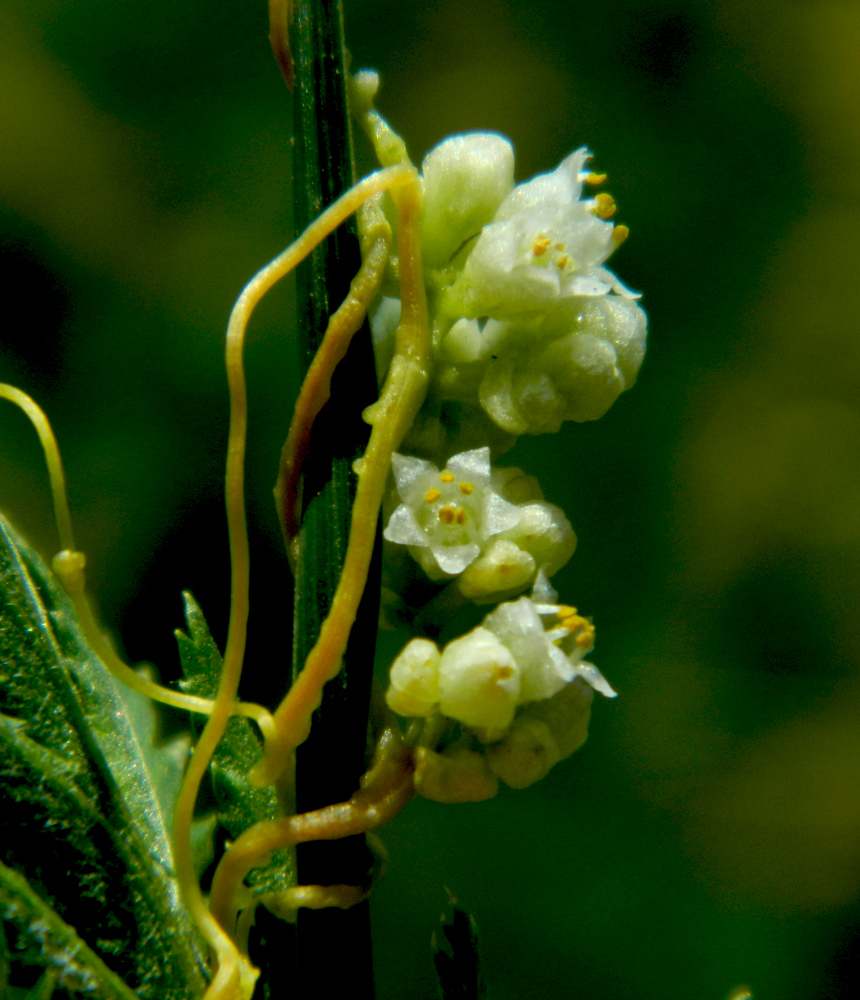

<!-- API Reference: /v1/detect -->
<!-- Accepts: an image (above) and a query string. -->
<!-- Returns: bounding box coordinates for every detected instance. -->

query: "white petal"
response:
[566,273,614,297]
[482,492,522,535]
[446,446,492,485]
[384,504,429,547]
[391,452,436,500]
[573,662,617,698]
[432,542,482,575]
[494,148,591,221]
[531,570,558,604]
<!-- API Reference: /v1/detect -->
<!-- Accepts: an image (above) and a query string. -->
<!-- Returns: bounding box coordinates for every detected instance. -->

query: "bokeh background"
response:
[2,1,860,997]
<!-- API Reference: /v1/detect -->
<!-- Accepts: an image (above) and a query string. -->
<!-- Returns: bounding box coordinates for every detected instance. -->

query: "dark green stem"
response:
[290,0,379,995]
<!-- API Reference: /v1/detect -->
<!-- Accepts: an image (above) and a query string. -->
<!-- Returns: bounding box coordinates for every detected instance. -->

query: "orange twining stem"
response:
[168,165,417,997]
[210,726,414,937]
[274,230,390,553]
[252,172,429,788]
[269,0,295,89]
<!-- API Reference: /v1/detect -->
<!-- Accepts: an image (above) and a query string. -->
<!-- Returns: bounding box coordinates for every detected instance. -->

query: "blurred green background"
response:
[2,1,859,997]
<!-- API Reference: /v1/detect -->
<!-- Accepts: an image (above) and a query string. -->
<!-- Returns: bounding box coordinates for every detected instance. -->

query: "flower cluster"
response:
[370,133,647,440]
[355,106,645,800]
[384,574,616,797]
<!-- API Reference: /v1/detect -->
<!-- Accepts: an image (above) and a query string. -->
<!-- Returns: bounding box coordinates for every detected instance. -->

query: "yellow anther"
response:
[438,506,456,525]
[585,171,607,185]
[555,253,569,269]
[496,665,514,681]
[556,605,578,618]
[425,488,442,504]
[555,242,565,251]
[459,481,474,495]
[532,234,552,257]
[440,471,455,483]
[612,224,629,245]
[575,627,595,650]
[561,614,587,633]
[592,192,617,220]
[455,508,468,525]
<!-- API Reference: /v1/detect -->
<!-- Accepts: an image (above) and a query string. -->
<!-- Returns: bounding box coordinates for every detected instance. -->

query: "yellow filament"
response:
[1,383,75,553]
[252,169,429,788]
[0,384,275,743]
[210,726,414,937]
[274,226,391,553]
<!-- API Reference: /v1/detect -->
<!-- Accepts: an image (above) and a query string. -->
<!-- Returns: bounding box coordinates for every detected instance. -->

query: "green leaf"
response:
[0,859,139,1000]
[176,592,295,896]
[0,513,207,1000]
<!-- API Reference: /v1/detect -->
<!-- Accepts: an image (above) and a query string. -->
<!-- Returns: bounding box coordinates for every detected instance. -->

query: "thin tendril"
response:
[0,383,75,553]
[0,383,276,742]
[274,225,391,554]
[253,171,429,787]
[170,165,414,996]
[209,724,414,936]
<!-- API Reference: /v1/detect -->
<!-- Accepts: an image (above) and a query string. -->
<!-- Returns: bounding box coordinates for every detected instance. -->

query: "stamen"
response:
[532,234,552,257]
[438,506,456,524]
[459,482,474,495]
[592,193,617,220]
[575,627,595,650]
[455,508,468,525]
[425,488,442,503]
[555,253,570,269]
[585,171,607,185]
[612,224,629,245]
[556,605,578,618]
[440,470,455,483]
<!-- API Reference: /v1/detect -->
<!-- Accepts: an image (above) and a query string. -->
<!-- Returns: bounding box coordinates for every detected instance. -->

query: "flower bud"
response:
[385,638,441,717]
[437,627,520,729]
[421,133,515,270]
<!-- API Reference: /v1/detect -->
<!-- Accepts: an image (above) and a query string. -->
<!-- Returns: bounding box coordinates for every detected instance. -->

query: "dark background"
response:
[2,1,859,997]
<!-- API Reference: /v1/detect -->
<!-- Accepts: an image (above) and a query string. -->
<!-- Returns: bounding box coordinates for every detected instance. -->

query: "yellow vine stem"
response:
[252,173,430,788]
[168,165,416,998]
[274,210,391,556]
[0,384,275,741]
[209,724,415,937]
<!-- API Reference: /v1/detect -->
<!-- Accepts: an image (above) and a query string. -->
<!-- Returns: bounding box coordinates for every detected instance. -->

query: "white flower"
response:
[482,571,615,702]
[443,148,638,320]
[384,572,615,728]
[383,447,521,577]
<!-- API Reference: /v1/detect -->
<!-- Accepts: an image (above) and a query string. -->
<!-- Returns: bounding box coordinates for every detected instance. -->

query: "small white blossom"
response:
[443,148,638,320]
[384,573,614,728]
[383,447,521,577]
